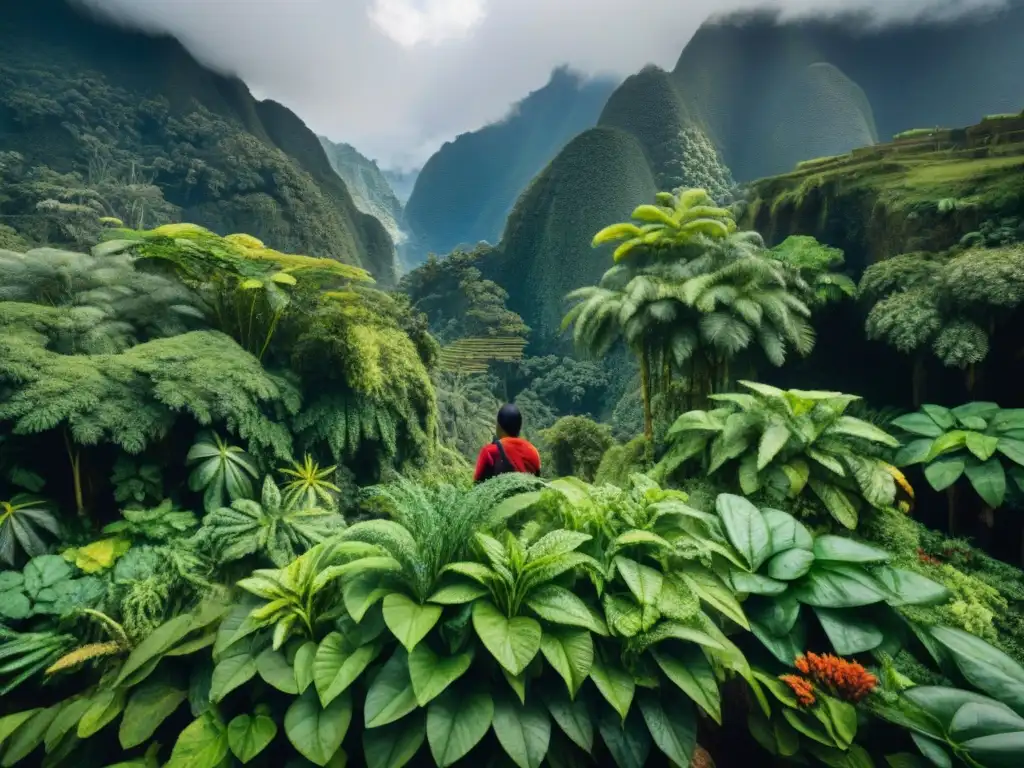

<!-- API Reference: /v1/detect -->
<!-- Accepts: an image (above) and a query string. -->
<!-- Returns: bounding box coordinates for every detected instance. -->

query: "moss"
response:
[895,128,944,140]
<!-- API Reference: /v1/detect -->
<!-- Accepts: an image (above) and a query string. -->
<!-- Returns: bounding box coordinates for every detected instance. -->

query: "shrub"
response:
[540,416,615,482]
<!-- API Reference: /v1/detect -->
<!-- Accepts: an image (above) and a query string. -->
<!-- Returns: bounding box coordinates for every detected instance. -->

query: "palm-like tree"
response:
[591,188,737,264]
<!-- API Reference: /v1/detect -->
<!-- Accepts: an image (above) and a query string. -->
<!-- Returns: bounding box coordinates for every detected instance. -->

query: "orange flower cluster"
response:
[917,547,942,566]
[780,674,816,706]
[795,653,878,703]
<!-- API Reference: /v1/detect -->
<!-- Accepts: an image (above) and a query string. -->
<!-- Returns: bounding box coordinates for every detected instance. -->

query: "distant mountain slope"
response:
[0,0,396,282]
[404,67,618,264]
[483,127,657,345]
[319,136,407,247]
[382,168,419,206]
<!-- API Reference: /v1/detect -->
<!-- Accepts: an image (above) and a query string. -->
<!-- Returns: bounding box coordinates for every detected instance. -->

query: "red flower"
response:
[780,674,817,707]
[794,652,878,703]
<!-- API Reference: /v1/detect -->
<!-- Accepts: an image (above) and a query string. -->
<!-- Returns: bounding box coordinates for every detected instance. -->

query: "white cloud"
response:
[77,0,1009,169]
[369,0,487,47]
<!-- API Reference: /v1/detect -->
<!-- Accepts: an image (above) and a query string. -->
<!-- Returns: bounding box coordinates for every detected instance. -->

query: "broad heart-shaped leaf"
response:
[285,688,351,766]
[589,652,635,722]
[540,628,594,698]
[314,634,381,706]
[525,584,608,635]
[255,647,299,694]
[747,593,801,637]
[597,706,651,768]
[925,430,970,462]
[165,711,229,768]
[924,456,966,491]
[896,438,933,467]
[637,689,696,768]
[965,458,1006,508]
[383,593,443,653]
[613,557,663,606]
[874,567,951,607]
[962,732,1024,768]
[715,494,771,571]
[952,402,1001,424]
[920,405,955,431]
[892,412,944,438]
[210,650,257,703]
[472,600,542,675]
[408,643,473,706]
[119,682,186,748]
[791,564,889,608]
[427,689,494,767]
[228,712,277,764]
[997,437,1024,468]
[492,697,551,768]
[541,687,593,754]
[948,701,1024,741]
[762,508,813,554]
[813,536,890,564]
[765,549,815,581]
[730,570,787,596]
[814,608,884,655]
[930,626,1024,715]
[363,714,426,768]
[364,648,419,728]
[651,647,721,724]
[966,432,1000,462]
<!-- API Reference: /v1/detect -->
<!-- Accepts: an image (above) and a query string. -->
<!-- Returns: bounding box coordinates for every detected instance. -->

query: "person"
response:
[473,403,542,483]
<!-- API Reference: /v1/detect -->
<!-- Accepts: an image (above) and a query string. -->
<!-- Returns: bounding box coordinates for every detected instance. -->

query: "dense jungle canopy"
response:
[1,2,1024,768]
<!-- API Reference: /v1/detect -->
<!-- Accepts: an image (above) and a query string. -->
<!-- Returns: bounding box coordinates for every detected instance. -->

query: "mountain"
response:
[0,0,396,283]
[403,67,618,265]
[475,4,1024,352]
[319,136,407,247]
[382,168,419,206]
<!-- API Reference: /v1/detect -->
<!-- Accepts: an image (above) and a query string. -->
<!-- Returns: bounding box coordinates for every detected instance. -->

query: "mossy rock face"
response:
[483,127,657,349]
[0,0,396,283]
[404,68,616,266]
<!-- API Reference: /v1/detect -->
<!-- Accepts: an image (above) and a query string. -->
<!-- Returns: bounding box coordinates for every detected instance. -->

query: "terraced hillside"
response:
[404,68,617,265]
[742,114,1024,268]
[0,0,396,282]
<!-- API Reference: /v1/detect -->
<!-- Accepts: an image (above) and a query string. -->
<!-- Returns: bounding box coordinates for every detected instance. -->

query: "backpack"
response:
[491,438,516,477]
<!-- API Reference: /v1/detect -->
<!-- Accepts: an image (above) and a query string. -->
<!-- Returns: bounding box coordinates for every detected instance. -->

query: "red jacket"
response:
[473,437,542,483]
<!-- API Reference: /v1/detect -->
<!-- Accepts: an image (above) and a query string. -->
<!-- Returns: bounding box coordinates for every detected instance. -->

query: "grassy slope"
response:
[0,0,396,282]
[404,68,617,265]
[484,127,657,347]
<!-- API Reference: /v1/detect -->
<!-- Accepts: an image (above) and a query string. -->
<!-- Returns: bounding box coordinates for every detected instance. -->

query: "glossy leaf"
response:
[540,628,593,698]
[408,643,473,706]
[589,653,635,722]
[383,593,443,653]
[427,690,494,768]
[492,698,551,768]
[814,608,883,655]
[542,688,593,753]
[765,549,815,581]
[165,712,229,768]
[930,626,1024,715]
[637,689,696,768]
[227,712,277,764]
[363,715,426,768]
[472,600,541,675]
[813,536,890,564]
[284,688,351,766]
[716,494,771,571]
[597,707,651,768]
[652,647,721,724]
[119,682,186,749]
[364,649,418,728]
[965,458,1006,508]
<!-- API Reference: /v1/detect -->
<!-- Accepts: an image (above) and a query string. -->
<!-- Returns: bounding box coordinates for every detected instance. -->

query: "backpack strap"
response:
[492,438,515,475]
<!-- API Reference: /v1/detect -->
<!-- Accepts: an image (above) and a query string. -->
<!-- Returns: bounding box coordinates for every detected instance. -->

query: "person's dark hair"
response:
[497,403,523,438]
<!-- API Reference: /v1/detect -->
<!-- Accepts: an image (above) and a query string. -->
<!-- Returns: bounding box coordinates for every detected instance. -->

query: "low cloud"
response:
[76,0,1009,169]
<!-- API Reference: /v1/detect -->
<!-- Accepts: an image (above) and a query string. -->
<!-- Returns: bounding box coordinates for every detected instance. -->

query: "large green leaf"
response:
[715,494,771,571]
[78,688,126,738]
[813,536,890,564]
[364,649,419,728]
[492,698,551,768]
[294,641,317,694]
[165,712,229,768]
[113,614,194,687]
[750,617,806,666]
[792,565,889,608]
[383,593,443,653]
[952,402,1000,424]
[962,732,1024,768]
[678,564,748,630]
[930,626,1024,715]
[762,508,813,554]
[965,458,1006,508]
[651,647,721,724]
[284,688,351,766]
[597,707,651,768]
[808,480,859,529]
[408,644,473,706]
[925,430,969,461]
[896,439,933,467]
[904,686,1005,730]
[730,570,787,596]
[948,701,1024,741]
[996,438,1024,468]
[210,651,257,703]
[363,715,426,768]
[924,456,966,492]
[748,593,801,636]
[540,628,593,698]
[44,698,90,753]
[227,711,277,764]
[426,690,494,767]
[892,413,943,438]
[966,432,1000,462]
[542,688,593,753]
[874,567,951,607]
[525,584,608,635]
[314,634,380,706]
[119,682,186,749]
[589,652,635,722]
[826,416,900,447]
[766,549,815,581]
[921,405,955,430]
[255,647,299,694]
[472,600,541,675]
[613,557,663,607]
[1,705,61,767]
[814,608,883,655]
[637,689,696,768]
[758,422,792,470]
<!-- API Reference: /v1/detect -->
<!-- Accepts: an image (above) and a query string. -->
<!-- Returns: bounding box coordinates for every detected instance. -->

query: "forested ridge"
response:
[2,3,1024,768]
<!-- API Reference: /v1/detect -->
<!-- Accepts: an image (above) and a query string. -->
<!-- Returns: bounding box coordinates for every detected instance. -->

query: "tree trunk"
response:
[946,485,956,535]
[64,430,85,518]
[640,347,654,447]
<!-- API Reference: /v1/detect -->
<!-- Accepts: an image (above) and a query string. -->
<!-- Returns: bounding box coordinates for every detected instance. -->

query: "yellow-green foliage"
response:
[796,154,845,170]
[539,415,614,482]
[894,127,942,140]
[594,436,650,488]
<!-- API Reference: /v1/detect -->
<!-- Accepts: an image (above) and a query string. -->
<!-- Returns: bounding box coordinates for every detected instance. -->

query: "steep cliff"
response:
[404,67,617,264]
[0,0,396,282]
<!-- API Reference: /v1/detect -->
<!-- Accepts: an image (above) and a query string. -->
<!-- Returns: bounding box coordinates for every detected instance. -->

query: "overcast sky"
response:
[79,0,1008,170]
